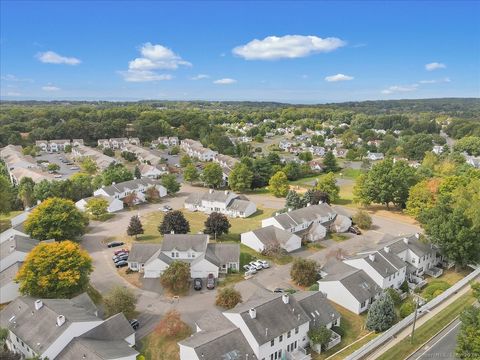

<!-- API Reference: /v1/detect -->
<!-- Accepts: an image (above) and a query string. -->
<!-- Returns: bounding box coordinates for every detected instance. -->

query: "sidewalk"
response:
[367,277,476,359]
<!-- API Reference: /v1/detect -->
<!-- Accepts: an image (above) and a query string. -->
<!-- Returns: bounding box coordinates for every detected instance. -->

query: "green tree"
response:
[323,151,338,172]
[127,215,144,239]
[161,174,181,195]
[352,210,372,230]
[366,292,397,332]
[121,151,137,162]
[406,179,440,218]
[216,287,242,309]
[47,163,60,172]
[103,286,137,319]
[283,162,302,181]
[64,144,72,153]
[399,299,415,318]
[201,162,223,188]
[25,197,89,241]
[183,164,199,183]
[69,173,94,200]
[290,258,318,287]
[159,210,190,234]
[251,157,273,189]
[269,171,289,197]
[298,151,313,162]
[0,176,13,214]
[101,163,133,186]
[453,136,480,156]
[303,189,330,205]
[160,261,190,294]
[15,241,92,298]
[179,155,192,168]
[308,326,332,350]
[285,190,304,210]
[18,177,36,208]
[204,212,231,240]
[456,306,480,359]
[228,163,253,192]
[103,148,115,157]
[134,166,141,179]
[85,197,109,219]
[169,146,180,155]
[315,172,340,203]
[80,157,99,175]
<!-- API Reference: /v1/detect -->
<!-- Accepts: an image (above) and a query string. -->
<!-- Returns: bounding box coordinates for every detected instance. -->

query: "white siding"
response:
[318,281,363,314]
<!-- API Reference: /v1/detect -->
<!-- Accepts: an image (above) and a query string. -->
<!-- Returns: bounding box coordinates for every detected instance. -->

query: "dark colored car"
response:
[273,288,284,293]
[193,278,203,291]
[130,319,140,330]
[107,241,124,248]
[348,226,361,235]
[206,273,215,290]
[113,254,129,263]
[115,260,128,268]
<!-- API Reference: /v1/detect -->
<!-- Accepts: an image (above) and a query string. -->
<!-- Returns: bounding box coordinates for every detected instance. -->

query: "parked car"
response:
[113,254,129,263]
[54,174,62,178]
[243,264,256,274]
[206,273,215,290]
[115,260,128,268]
[273,288,284,293]
[193,278,203,291]
[244,270,255,277]
[249,261,263,271]
[258,260,270,269]
[160,205,173,212]
[348,226,361,235]
[114,248,129,255]
[130,319,140,330]
[69,166,79,170]
[107,241,124,248]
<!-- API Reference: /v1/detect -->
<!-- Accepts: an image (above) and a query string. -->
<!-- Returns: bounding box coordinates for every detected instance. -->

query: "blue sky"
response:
[1,1,479,103]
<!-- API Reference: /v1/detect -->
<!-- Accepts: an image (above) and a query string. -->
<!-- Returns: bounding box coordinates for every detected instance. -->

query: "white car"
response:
[258,260,270,269]
[250,261,263,271]
[243,264,256,274]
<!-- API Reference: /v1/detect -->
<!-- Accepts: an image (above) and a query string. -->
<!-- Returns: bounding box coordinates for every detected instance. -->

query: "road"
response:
[406,318,461,360]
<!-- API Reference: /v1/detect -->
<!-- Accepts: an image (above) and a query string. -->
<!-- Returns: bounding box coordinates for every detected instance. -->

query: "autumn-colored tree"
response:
[216,287,242,309]
[269,171,289,197]
[155,309,190,338]
[85,197,109,219]
[290,258,318,287]
[123,192,138,207]
[160,261,191,294]
[15,241,93,298]
[24,197,89,241]
[145,186,160,202]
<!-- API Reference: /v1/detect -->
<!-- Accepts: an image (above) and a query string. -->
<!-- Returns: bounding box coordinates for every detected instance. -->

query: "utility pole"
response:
[410,293,426,344]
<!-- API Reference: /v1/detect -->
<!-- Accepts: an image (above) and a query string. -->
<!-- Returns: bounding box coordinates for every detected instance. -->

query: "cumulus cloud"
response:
[232,35,346,60]
[325,73,354,82]
[42,85,60,91]
[419,77,451,84]
[213,78,237,85]
[190,74,209,80]
[121,43,190,82]
[425,62,446,71]
[119,70,173,83]
[381,84,418,94]
[36,51,81,65]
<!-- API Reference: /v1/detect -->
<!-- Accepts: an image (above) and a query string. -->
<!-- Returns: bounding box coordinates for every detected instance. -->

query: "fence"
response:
[345,267,480,360]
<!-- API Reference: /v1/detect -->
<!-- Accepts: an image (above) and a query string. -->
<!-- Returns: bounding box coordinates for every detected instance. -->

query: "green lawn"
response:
[377,291,475,360]
[0,211,22,232]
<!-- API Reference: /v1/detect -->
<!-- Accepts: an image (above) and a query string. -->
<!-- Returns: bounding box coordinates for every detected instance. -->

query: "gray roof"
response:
[0,262,21,287]
[348,249,406,278]
[161,234,208,252]
[380,234,435,258]
[320,259,355,276]
[0,295,99,355]
[227,199,254,212]
[321,268,380,303]
[225,293,310,344]
[184,192,203,206]
[128,243,162,263]
[58,338,138,360]
[100,178,159,196]
[293,291,340,326]
[0,234,38,259]
[251,225,298,247]
[80,313,134,341]
[273,204,336,229]
[207,243,240,265]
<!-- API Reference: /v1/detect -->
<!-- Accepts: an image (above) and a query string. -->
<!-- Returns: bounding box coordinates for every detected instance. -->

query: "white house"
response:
[0,294,138,360]
[93,178,167,204]
[366,152,385,161]
[35,140,49,151]
[127,234,240,279]
[309,160,323,172]
[179,292,341,360]
[75,195,124,214]
[432,145,444,155]
[185,189,257,218]
[241,225,302,253]
[1,145,54,184]
[181,139,217,161]
[137,163,169,179]
[48,139,70,152]
[71,145,117,171]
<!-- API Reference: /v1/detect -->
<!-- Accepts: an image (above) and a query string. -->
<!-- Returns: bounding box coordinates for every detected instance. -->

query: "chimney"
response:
[224,190,229,195]
[209,188,214,194]
[403,237,409,244]
[282,294,289,304]
[384,246,390,253]
[34,300,43,310]
[265,328,268,337]
[9,244,15,253]
[306,203,311,207]
[415,233,420,239]
[249,308,256,319]
[56,315,66,327]
[369,254,376,262]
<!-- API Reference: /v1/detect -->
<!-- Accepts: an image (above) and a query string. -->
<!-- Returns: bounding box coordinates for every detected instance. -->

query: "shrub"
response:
[385,288,402,306]
[332,325,345,337]
[103,286,137,319]
[309,283,319,291]
[400,280,409,293]
[422,280,450,301]
[216,287,242,309]
[399,299,415,318]
[352,210,372,230]
[155,310,190,338]
[290,258,318,287]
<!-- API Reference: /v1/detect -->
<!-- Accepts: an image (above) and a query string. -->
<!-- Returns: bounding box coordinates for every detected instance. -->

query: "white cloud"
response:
[6,91,21,96]
[42,85,60,91]
[119,70,173,82]
[419,77,451,84]
[36,51,81,65]
[1,74,33,82]
[381,84,418,94]
[325,73,354,82]
[190,74,209,80]
[213,78,237,85]
[425,62,446,71]
[232,35,346,60]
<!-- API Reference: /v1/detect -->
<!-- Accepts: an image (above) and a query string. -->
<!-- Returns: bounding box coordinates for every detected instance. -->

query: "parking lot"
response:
[36,151,80,179]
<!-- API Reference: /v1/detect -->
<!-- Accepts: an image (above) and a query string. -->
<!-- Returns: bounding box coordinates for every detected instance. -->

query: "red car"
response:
[206,273,215,290]
[114,248,129,255]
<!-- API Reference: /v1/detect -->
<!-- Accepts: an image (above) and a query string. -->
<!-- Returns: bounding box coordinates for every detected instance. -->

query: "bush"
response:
[160,261,190,295]
[400,280,409,293]
[216,287,242,309]
[155,310,190,338]
[352,210,372,230]
[103,286,137,319]
[290,258,318,287]
[385,288,402,306]
[309,283,319,291]
[332,325,345,337]
[422,280,450,301]
[399,299,415,318]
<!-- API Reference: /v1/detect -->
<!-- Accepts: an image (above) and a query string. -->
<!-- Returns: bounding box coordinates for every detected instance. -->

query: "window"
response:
[271,339,274,347]
[270,355,273,360]
[171,252,175,257]
[279,335,283,342]
[295,327,299,334]
[287,330,291,338]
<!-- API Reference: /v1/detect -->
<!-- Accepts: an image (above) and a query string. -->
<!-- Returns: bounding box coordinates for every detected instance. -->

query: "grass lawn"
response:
[339,168,362,180]
[377,291,476,360]
[0,211,22,232]
[433,268,472,286]
[140,328,191,360]
[240,243,293,265]
[330,233,349,242]
[314,303,370,360]
[337,182,356,207]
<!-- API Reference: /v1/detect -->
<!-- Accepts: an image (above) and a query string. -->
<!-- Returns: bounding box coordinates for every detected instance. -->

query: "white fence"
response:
[345,267,480,360]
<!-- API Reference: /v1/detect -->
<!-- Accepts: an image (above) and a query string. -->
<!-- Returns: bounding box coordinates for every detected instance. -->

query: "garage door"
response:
[191,269,208,278]
[144,270,161,278]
